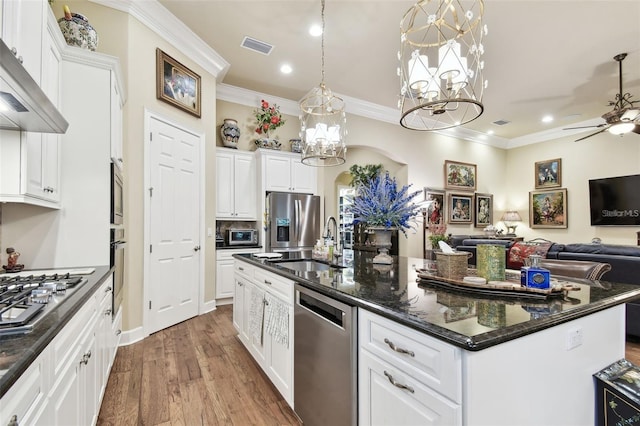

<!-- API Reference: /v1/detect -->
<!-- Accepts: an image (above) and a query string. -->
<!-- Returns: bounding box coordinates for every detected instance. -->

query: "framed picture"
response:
[534,158,562,189]
[474,193,493,227]
[423,188,445,225]
[529,188,568,228]
[444,160,477,191]
[156,48,201,117]
[447,192,473,224]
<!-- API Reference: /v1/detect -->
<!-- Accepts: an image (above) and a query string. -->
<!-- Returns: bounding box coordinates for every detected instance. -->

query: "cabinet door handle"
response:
[105,309,112,316]
[116,329,122,336]
[384,338,415,357]
[238,282,244,287]
[384,371,414,393]
[239,267,244,271]
[8,414,18,426]
[193,245,201,252]
[264,280,272,285]
[105,286,112,292]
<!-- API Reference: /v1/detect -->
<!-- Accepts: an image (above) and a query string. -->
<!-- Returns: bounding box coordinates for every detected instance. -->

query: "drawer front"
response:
[218,248,261,261]
[359,309,461,403]
[254,268,292,301]
[234,260,254,279]
[359,348,461,426]
[50,294,98,380]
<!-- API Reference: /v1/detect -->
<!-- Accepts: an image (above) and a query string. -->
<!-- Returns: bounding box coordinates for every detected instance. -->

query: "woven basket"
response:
[435,251,471,280]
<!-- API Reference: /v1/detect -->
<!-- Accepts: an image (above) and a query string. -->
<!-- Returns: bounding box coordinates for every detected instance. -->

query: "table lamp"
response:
[501,211,522,236]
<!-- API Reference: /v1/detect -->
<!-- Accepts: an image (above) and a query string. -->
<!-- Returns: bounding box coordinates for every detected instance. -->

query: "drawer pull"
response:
[264,280,272,285]
[105,286,112,292]
[384,338,415,357]
[384,371,414,393]
[238,282,244,287]
[239,267,244,271]
[8,414,18,426]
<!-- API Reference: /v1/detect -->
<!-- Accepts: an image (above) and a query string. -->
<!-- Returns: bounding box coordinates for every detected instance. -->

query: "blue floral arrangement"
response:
[351,171,422,236]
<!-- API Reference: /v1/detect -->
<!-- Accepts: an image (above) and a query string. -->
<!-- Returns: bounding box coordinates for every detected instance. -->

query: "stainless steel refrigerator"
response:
[266,192,321,252]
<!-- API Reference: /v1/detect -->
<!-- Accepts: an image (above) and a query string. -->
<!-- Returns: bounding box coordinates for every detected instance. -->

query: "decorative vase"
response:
[220,118,240,149]
[290,138,302,153]
[58,12,99,51]
[368,227,394,264]
[254,137,281,150]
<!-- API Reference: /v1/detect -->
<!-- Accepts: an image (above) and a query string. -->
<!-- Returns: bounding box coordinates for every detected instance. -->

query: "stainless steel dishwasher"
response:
[294,284,357,426]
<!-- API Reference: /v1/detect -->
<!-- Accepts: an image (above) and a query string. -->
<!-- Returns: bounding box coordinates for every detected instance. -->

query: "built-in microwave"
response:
[110,162,123,226]
[227,228,258,246]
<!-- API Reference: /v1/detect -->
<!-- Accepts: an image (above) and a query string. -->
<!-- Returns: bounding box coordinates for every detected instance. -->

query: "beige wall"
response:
[505,133,640,245]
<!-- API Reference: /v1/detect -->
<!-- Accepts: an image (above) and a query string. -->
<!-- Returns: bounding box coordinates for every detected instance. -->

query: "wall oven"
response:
[110,162,123,226]
[110,228,125,318]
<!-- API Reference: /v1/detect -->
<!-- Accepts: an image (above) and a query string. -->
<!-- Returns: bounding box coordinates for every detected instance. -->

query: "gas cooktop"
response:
[0,273,87,336]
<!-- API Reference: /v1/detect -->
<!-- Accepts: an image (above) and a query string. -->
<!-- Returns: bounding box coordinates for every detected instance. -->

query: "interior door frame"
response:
[142,108,206,337]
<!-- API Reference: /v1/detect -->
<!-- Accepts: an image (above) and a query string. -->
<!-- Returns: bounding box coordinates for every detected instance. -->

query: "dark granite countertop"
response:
[217,245,263,250]
[234,251,640,351]
[0,265,113,399]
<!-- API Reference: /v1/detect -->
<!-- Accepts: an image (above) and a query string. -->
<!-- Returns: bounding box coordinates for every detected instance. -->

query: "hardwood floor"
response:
[97,305,300,426]
[98,305,640,425]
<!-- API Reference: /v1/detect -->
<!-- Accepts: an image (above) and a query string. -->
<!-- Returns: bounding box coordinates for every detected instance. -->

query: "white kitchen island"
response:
[234,252,638,426]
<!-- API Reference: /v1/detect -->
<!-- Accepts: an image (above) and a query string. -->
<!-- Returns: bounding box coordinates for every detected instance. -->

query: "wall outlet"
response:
[567,327,583,350]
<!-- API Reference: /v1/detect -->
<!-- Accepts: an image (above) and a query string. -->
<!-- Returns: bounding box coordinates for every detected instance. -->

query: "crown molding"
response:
[89,0,229,79]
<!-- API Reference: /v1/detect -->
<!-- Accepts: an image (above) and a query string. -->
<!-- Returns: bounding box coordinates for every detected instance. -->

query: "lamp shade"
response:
[501,211,522,222]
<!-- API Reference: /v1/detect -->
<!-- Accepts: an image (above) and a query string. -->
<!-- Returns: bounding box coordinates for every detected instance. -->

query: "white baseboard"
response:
[215,297,233,306]
[118,325,145,346]
[202,298,217,313]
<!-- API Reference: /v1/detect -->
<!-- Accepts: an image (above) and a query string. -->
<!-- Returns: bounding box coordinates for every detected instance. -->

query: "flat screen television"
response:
[589,174,640,226]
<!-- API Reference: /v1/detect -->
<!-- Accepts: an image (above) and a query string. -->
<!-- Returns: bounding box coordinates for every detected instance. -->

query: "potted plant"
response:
[254,99,285,149]
[351,171,421,263]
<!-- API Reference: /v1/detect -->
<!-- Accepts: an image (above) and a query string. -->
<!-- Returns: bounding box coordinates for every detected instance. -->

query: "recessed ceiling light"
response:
[542,115,554,123]
[280,64,292,74]
[309,24,322,37]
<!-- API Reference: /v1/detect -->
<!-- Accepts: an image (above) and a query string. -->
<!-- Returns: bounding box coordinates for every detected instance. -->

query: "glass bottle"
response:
[523,255,550,289]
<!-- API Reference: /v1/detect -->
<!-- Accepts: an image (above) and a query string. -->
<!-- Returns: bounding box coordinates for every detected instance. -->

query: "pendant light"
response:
[299,0,347,166]
[399,0,488,131]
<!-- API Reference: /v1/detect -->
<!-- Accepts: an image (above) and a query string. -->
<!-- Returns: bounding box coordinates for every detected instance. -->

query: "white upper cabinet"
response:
[216,148,257,219]
[258,149,317,194]
[1,0,46,84]
[0,3,62,207]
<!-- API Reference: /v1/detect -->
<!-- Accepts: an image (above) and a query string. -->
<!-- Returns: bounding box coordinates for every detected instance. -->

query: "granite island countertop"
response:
[0,265,113,399]
[234,251,640,351]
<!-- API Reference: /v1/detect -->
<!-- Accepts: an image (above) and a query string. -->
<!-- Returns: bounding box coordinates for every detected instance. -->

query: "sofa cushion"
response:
[461,239,512,247]
[538,259,611,280]
[507,241,553,269]
[560,243,640,257]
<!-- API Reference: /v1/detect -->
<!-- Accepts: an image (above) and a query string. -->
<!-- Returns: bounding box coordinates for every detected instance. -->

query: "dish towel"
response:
[249,286,265,342]
[264,293,289,348]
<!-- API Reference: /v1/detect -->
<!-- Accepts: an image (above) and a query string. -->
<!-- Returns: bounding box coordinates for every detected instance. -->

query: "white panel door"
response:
[148,117,200,334]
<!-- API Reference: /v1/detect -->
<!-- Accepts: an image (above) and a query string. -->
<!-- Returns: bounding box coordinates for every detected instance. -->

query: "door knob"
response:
[194,245,201,252]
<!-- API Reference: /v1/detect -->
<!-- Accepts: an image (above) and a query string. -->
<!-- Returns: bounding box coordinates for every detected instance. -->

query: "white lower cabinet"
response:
[233,259,294,406]
[217,248,260,300]
[0,347,50,426]
[0,275,120,426]
[359,309,462,426]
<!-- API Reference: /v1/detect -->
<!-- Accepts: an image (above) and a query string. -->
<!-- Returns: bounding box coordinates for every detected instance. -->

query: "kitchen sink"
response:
[269,259,345,272]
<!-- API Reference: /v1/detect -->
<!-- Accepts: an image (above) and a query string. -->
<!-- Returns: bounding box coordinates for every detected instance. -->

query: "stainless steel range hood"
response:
[0,38,68,134]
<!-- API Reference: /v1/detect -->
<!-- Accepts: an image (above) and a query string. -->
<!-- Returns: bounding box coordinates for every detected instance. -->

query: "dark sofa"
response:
[449,236,640,337]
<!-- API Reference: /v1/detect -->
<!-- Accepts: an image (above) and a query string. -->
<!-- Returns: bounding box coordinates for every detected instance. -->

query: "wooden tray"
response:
[416,269,580,300]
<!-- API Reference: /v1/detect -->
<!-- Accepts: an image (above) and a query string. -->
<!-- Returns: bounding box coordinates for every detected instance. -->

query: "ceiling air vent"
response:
[241,36,273,55]
[492,119,511,126]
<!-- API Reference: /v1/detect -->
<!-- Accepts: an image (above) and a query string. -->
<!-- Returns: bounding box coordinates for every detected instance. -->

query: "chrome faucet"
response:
[324,216,342,261]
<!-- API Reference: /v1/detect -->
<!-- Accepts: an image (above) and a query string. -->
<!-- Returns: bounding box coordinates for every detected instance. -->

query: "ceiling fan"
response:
[564,53,640,142]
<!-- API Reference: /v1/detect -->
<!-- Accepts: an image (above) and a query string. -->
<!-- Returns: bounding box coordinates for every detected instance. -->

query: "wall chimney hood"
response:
[0,38,69,134]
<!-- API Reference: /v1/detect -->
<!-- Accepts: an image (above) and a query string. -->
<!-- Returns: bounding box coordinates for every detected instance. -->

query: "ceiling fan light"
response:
[608,122,635,135]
